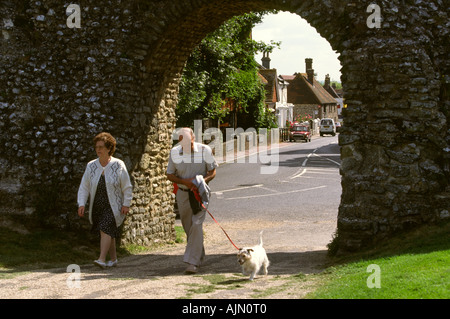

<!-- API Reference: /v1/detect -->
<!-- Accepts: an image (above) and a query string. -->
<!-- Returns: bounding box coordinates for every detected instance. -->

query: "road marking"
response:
[307,168,338,171]
[213,184,264,195]
[312,153,341,166]
[304,171,337,175]
[301,152,313,167]
[225,185,326,200]
[259,186,281,194]
[290,168,339,180]
[290,148,320,179]
[290,168,307,179]
[283,176,341,182]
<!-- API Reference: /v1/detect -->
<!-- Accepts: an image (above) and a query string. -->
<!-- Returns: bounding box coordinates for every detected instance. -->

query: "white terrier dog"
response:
[237,231,269,281]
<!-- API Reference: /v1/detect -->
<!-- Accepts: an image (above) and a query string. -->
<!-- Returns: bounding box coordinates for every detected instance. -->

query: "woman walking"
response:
[77,132,133,269]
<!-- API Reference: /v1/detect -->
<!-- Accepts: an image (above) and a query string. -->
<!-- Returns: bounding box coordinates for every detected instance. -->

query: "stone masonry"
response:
[0,0,448,251]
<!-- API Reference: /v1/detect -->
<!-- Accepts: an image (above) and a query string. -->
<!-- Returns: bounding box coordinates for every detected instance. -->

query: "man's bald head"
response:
[178,127,195,153]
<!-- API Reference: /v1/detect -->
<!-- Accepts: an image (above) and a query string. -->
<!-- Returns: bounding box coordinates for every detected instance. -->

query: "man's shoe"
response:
[94,260,106,269]
[184,264,198,274]
[106,259,118,267]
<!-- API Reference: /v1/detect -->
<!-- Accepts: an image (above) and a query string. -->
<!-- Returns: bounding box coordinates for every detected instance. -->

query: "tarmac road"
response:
[207,134,341,252]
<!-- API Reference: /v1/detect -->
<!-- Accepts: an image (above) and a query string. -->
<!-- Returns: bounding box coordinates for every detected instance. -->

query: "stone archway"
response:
[0,0,448,252]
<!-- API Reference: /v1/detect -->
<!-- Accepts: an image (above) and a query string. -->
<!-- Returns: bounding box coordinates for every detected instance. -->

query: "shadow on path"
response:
[68,249,329,282]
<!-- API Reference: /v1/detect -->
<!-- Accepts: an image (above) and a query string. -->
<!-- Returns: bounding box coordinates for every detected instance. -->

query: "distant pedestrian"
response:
[77,132,133,269]
[166,128,218,274]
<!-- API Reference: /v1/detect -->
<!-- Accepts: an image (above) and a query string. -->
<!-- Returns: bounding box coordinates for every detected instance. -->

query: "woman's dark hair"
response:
[93,132,116,156]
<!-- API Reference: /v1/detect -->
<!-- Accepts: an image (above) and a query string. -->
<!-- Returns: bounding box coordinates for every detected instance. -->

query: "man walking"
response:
[166,128,218,274]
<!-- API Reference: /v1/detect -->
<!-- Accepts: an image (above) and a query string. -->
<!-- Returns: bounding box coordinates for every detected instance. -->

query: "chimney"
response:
[262,51,271,69]
[305,58,314,84]
[324,74,331,88]
[305,58,313,71]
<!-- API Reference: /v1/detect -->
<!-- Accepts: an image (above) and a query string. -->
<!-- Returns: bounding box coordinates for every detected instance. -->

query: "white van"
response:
[320,118,336,136]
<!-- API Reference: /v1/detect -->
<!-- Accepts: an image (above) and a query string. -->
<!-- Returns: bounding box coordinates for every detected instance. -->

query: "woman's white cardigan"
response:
[77,157,133,227]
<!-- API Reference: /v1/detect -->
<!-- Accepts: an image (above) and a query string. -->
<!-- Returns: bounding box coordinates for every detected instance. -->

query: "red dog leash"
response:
[174,183,240,251]
[201,202,240,251]
[193,188,240,251]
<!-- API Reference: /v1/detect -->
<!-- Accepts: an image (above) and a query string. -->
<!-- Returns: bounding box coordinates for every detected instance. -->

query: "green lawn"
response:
[308,222,450,299]
[309,250,449,298]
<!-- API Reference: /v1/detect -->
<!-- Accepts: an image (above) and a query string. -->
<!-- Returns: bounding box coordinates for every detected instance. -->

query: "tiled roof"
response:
[281,74,337,105]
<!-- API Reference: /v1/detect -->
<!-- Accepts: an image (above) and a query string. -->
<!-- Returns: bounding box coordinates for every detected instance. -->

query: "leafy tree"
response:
[177,12,280,129]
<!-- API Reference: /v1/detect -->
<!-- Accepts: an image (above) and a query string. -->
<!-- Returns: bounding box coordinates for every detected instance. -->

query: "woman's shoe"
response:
[94,260,106,269]
[106,259,118,267]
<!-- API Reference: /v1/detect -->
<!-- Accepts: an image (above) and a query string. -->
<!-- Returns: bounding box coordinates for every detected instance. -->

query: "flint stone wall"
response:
[0,0,448,251]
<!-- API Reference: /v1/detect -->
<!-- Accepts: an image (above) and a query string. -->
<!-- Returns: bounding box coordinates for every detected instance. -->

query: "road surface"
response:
[208,134,341,251]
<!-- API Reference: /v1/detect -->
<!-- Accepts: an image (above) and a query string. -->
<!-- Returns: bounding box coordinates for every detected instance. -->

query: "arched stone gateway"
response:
[0,1,448,252]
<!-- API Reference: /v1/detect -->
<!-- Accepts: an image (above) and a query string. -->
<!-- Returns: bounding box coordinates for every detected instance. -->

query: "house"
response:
[217,52,295,131]
[280,58,338,123]
[323,74,344,120]
[258,52,294,128]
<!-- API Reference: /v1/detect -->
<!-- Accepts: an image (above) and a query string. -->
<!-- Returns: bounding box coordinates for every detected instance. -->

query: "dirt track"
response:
[0,217,334,299]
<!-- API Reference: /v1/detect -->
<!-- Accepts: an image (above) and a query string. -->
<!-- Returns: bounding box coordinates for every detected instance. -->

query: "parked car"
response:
[335,121,342,133]
[289,124,311,142]
[320,118,336,136]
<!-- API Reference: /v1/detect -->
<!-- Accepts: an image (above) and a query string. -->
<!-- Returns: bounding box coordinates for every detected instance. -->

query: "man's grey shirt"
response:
[166,142,218,185]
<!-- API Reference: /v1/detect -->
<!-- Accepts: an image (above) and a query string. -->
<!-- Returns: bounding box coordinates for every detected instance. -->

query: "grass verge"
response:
[307,222,450,299]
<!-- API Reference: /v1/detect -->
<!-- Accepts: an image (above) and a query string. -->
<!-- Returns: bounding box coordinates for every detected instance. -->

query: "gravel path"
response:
[0,217,334,299]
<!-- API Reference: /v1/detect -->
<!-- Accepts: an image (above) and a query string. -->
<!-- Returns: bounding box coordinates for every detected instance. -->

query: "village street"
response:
[208,134,341,252]
[0,135,341,300]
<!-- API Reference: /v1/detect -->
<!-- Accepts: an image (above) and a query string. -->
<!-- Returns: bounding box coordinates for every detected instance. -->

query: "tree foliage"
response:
[176,12,280,128]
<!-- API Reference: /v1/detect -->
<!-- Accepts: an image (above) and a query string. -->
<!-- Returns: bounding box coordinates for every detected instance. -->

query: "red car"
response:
[289,125,311,142]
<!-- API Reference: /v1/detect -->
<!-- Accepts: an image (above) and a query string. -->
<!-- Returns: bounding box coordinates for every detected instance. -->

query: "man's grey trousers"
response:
[176,189,206,266]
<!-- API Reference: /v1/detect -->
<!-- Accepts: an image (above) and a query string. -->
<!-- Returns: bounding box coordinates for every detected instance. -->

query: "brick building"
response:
[323,74,344,120]
[281,58,338,122]
[258,52,293,128]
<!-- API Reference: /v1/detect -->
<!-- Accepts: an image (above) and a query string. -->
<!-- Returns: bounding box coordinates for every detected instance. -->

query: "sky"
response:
[252,11,342,83]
